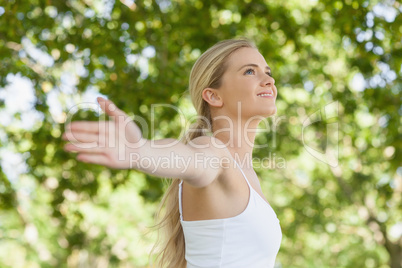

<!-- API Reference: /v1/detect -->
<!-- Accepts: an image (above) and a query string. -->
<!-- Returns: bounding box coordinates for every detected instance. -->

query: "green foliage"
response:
[0,0,401,267]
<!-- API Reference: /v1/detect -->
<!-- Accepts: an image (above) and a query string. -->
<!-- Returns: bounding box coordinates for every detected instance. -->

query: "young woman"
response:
[63,39,282,268]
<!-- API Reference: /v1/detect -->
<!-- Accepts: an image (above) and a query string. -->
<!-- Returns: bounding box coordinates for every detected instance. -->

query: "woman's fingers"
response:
[65,121,108,134]
[62,131,101,143]
[77,153,111,166]
[97,97,128,119]
[64,143,104,153]
[64,98,129,136]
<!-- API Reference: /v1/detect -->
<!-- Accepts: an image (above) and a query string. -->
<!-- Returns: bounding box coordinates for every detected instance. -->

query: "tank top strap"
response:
[233,159,252,188]
[178,180,184,221]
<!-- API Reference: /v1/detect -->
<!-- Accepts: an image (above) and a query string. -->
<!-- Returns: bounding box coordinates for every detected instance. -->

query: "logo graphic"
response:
[302,101,339,167]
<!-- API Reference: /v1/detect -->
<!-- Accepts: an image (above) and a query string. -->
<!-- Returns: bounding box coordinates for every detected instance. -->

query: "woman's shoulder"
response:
[188,136,233,163]
[186,135,238,188]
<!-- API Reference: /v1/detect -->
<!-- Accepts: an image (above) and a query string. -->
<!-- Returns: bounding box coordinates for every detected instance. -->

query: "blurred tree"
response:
[0,0,400,267]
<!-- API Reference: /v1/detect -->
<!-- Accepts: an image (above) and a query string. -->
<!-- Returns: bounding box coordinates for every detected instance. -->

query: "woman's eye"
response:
[244,68,255,75]
[266,72,273,77]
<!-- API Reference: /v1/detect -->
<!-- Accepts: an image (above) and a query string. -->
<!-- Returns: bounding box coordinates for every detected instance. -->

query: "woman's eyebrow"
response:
[237,63,271,72]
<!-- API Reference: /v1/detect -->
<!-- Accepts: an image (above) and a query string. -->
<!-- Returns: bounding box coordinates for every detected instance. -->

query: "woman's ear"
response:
[202,88,223,107]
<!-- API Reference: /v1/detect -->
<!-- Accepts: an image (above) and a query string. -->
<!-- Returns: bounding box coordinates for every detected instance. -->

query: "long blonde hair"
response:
[149,39,256,268]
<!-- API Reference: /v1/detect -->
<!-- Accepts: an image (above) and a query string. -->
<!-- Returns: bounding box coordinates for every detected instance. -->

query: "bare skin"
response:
[63,47,277,221]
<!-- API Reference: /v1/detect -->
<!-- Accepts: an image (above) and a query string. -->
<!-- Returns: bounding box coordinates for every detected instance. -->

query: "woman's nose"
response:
[261,75,275,87]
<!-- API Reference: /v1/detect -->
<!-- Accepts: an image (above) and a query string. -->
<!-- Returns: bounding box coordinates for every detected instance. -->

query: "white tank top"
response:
[178,160,282,268]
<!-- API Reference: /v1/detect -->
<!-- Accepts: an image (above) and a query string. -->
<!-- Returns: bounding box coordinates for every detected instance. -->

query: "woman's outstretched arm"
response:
[62,97,230,188]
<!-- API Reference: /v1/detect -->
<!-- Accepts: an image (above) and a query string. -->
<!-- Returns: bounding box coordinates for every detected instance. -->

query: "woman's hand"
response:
[62,97,145,169]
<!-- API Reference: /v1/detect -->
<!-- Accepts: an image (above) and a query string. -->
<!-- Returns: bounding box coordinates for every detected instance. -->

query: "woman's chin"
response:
[261,106,277,117]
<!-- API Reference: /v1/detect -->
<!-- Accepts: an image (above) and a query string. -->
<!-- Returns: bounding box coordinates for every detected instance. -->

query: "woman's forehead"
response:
[227,47,268,68]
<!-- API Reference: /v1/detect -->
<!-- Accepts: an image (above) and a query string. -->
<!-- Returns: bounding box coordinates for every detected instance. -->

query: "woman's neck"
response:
[212,116,261,171]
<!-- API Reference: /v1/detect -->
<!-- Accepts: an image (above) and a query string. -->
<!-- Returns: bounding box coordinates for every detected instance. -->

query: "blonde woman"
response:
[63,39,282,268]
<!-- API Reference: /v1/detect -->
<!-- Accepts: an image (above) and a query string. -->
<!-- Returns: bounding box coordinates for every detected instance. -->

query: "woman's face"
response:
[216,47,277,120]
